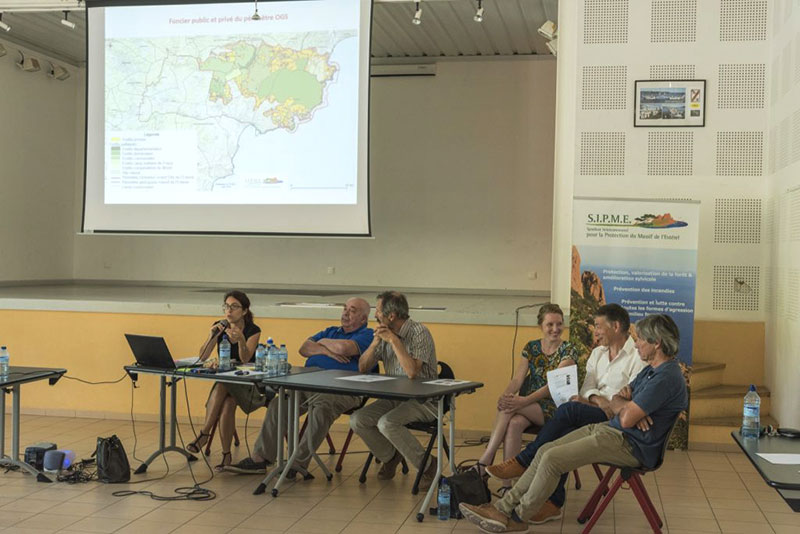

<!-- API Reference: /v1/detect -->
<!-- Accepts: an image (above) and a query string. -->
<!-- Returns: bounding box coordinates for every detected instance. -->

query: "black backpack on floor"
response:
[95,435,131,483]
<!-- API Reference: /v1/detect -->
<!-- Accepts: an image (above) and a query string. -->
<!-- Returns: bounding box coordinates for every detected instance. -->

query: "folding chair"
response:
[576,418,679,534]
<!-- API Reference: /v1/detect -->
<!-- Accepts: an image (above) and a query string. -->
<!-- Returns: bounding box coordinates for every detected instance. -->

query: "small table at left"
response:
[0,366,67,482]
[123,365,319,474]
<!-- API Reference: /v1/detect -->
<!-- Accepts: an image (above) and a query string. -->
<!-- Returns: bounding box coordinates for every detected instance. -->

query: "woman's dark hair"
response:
[224,290,254,326]
[537,303,564,326]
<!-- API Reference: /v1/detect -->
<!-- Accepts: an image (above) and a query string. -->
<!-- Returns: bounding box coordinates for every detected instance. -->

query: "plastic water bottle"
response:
[0,346,9,378]
[438,478,450,520]
[742,384,761,439]
[254,344,266,372]
[279,344,289,374]
[219,335,231,371]
[266,344,279,377]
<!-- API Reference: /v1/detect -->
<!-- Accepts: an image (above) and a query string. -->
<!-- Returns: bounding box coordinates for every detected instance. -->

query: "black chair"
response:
[576,417,680,534]
[359,361,454,495]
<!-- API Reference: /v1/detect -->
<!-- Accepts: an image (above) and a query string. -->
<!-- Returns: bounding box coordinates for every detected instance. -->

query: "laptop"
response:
[125,334,200,369]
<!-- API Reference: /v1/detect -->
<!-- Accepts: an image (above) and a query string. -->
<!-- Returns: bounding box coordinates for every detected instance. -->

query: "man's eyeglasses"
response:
[222,304,242,311]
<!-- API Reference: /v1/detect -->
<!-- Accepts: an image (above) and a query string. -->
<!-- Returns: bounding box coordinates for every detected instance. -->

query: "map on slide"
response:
[105,30,355,195]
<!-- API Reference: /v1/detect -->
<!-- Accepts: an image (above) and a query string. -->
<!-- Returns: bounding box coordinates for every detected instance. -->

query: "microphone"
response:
[219,319,229,329]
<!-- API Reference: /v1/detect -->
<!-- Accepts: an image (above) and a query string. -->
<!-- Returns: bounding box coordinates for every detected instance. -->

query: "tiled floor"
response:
[0,414,798,533]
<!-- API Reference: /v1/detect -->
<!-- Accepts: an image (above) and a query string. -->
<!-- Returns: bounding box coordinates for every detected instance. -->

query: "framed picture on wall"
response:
[634,80,706,127]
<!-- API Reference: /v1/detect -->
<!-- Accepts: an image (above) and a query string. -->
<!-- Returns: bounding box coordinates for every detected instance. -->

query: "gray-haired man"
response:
[350,291,439,490]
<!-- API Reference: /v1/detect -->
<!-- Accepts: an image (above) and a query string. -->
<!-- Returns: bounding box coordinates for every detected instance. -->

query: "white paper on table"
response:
[337,375,396,382]
[546,364,579,407]
[755,453,800,465]
[424,379,471,386]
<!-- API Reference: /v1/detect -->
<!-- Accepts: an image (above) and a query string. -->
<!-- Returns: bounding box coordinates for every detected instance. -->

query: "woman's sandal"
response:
[186,431,210,454]
[215,452,232,472]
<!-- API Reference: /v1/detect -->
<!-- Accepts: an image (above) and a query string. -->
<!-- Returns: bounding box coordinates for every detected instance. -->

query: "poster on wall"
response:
[569,197,700,449]
[634,79,706,127]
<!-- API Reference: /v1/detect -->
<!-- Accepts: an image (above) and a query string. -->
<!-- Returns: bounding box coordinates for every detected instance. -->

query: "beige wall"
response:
[71,58,557,292]
[0,38,77,282]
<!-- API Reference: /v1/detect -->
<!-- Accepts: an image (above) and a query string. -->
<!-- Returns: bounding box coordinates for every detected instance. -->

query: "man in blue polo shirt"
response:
[460,314,688,533]
[226,297,373,475]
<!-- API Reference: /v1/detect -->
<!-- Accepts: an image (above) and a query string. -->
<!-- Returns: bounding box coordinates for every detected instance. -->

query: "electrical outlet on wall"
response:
[327,266,336,275]
[527,271,538,280]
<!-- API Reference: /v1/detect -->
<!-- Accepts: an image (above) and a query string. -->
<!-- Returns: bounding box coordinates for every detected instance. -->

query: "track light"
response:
[16,52,40,73]
[412,2,421,25]
[546,37,558,56]
[48,62,70,81]
[473,0,484,22]
[251,0,260,20]
[538,20,557,40]
[0,13,10,32]
[61,11,75,29]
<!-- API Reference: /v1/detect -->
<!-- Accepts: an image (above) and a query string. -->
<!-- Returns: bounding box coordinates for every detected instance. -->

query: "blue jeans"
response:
[515,401,608,507]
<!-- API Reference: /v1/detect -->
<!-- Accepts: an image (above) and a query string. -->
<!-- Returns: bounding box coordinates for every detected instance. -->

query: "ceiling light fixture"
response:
[16,51,40,72]
[48,62,70,80]
[251,0,260,20]
[412,1,422,25]
[545,37,558,56]
[61,10,75,29]
[0,13,11,32]
[473,0,484,22]
[537,20,557,40]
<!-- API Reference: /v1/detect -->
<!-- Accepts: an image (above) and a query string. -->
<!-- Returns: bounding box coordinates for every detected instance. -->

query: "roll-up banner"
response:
[569,197,700,449]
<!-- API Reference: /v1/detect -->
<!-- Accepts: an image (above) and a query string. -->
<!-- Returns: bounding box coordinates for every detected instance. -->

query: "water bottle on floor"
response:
[219,335,231,371]
[0,346,9,378]
[279,344,288,374]
[254,343,266,372]
[438,478,450,520]
[742,384,760,439]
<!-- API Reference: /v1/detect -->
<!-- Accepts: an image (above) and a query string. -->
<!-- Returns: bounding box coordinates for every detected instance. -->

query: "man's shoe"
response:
[459,503,528,533]
[377,452,402,480]
[223,457,268,474]
[486,458,526,481]
[416,457,438,491]
[529,500,563,525]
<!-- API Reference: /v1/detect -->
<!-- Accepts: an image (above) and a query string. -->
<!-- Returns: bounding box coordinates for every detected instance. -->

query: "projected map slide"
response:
[103,2,359,205]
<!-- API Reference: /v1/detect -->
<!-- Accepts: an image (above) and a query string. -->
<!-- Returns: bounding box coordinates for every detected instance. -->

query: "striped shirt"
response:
[375,318,437,379]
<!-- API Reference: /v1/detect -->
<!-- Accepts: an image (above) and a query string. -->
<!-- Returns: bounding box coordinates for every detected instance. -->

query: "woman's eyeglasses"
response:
[222,304,242,311]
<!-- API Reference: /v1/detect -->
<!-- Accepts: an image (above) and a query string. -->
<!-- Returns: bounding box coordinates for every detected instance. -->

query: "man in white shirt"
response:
[485,303,644,524]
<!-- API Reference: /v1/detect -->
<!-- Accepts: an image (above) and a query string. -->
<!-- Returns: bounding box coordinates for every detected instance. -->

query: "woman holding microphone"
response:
[187,290,262,470]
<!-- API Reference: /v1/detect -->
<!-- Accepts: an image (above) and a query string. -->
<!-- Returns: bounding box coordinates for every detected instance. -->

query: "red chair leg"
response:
[633,475,662,527]
[326,433,336,455]
[335,429,354,472]
[578,466,617,523]
[593,463,605,480]
[629,474,663,532]
[573,469,582,490]
[233,428,240,447]
[205,421,217,456]
[581,474,625,534]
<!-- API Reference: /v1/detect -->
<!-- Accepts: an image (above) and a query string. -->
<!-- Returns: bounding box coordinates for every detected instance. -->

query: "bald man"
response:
[226,298,374,475]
